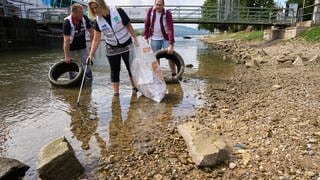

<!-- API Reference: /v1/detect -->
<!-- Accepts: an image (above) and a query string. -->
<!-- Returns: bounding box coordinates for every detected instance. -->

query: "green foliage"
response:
[232,31,264,41]
[205,30,264,42]
[242,0,276,8]
[199,0,277,32]
[198,0,218,32]
[299,27,320,42]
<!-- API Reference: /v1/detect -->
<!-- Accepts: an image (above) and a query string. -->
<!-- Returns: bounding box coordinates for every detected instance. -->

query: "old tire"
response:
[155,49,185,82]
[48,60,84,88]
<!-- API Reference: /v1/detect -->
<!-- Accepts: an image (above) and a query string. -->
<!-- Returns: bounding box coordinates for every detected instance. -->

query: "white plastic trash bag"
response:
[130,36,167,103]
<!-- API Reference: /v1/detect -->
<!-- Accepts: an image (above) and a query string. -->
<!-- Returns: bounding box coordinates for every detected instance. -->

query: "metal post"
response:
[269,11,272,23]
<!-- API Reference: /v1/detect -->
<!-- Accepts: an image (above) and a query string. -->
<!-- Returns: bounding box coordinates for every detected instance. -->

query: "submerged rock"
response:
[36,137,84,180]
[177,122,230,167]
[0,157,30,180]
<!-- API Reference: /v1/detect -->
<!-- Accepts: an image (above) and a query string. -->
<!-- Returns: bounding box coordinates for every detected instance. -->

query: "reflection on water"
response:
[108,83,184,155]
[0,38,234,179]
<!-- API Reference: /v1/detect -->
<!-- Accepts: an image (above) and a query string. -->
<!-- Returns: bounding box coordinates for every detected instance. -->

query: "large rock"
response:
[177,122,230,167]
[36,137,84,180]
[245,59,259,68]
[0,157,30,180]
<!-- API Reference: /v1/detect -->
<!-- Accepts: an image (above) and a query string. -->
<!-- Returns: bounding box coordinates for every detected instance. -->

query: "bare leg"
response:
[112,82,120,95]
[129,77,135,88]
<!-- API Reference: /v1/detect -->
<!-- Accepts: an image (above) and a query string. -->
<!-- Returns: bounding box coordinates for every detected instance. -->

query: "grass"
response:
[232,31,264,41]
[299,27,320,42]
[205,31,264,42]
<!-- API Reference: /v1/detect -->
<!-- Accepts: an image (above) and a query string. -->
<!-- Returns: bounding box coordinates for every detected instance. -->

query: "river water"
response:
[0,37,234,179]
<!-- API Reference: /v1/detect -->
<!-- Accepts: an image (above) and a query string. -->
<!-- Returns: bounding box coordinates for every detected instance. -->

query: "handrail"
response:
[18,5,298,25]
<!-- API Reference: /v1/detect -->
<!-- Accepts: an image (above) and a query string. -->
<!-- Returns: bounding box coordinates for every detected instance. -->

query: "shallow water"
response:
[0,37,234,179]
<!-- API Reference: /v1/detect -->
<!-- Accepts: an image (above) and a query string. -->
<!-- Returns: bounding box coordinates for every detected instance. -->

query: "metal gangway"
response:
[4,4,298,26]
[121,5,296,25]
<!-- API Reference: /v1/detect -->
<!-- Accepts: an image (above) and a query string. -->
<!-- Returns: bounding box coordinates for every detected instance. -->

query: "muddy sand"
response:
[95,38,320,179]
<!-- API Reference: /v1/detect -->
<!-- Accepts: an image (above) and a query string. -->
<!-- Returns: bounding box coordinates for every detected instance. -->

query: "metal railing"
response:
[297,3,320,23]
[26,7,69,23]
[3,4,298,25]
[120,5,296,25]
[1,3,26,17]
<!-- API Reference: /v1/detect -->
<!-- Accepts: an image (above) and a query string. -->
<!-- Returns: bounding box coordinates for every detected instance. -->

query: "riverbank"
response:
[96,33,320,179]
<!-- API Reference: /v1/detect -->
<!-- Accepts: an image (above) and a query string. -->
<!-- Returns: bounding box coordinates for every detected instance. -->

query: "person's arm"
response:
[166,10,175,54]
[63,20,72,63]
[144,8,152,43]
[88,27,94,47]
[88,30,101,63]
[126,22,138,46]
[63,35,72,63]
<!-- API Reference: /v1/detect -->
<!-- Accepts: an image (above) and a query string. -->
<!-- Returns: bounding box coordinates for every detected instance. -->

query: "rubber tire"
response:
[155,49,185,82]
[48,60,84,88]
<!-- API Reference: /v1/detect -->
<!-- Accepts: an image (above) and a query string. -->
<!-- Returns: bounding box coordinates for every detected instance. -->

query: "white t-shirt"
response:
[151,12,164,40]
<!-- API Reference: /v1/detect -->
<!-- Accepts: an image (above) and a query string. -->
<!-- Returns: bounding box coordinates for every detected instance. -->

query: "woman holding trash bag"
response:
[88,0,139,96]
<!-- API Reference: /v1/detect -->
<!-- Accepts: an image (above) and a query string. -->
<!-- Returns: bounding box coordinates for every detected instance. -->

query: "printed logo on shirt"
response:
[114,16,122,25]
[101,24,109,31]
[114,16,119,22]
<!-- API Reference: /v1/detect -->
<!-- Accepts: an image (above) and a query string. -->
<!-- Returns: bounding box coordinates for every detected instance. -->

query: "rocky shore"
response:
[96,37,320,179]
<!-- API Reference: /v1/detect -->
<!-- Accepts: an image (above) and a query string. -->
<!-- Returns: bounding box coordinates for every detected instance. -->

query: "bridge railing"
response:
[297,3,320,22]
[25,5,296,25]
[26,7,69,23]
[1,3,25,18]
[121,5,296,25]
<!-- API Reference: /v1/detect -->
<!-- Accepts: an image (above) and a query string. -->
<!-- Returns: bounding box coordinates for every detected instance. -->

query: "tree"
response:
[198,0,218,32]
[242,0,276,8]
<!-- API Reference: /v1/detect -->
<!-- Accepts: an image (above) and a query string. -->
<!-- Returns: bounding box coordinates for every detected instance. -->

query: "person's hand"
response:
[145,38,149,45]
[133,37,139,47]
[167,44,174,54]
[65,56,71,63]
[87,56,94,65]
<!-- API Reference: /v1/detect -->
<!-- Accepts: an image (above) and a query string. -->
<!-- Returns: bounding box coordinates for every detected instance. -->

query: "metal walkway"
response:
[25,5,297,26]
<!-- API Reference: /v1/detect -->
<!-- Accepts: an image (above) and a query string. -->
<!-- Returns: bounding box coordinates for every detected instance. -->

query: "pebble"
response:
[272,84,282,90]
[91,39,320,179]
[229,162,237,169]
[305,171,315,177]
[259,166,266,172]
[308,138,317,143]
